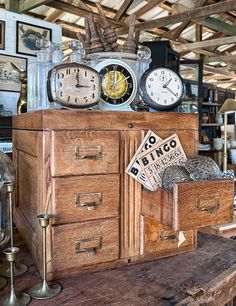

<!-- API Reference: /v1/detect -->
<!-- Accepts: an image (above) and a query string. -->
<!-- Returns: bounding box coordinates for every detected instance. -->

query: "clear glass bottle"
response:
[27,38,51,111]
[68,40,86,63]
[49,43,64,109]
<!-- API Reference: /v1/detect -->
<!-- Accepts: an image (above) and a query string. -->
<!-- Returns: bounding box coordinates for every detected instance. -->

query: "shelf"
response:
[201,102,221,107]
[202,123,222,127]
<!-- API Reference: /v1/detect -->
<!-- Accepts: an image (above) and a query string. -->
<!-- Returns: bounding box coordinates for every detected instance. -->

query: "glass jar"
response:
[27,38,51,111]
[0,151,15,252]
[0,183,10,252]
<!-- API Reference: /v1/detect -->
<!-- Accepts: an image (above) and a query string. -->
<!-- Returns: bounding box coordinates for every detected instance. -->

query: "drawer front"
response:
[173,180,234,231]
[52,218,119,271]
[51,130,120,176]
[52,174,120,224]
[144,217,196,254]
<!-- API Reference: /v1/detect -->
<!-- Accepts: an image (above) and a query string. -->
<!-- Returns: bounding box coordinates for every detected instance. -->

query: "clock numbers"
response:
[99,63,135,106]
[141,67,184,110]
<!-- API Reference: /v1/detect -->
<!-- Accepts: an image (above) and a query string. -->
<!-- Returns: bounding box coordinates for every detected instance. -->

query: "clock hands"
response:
[162,78,177,97]
[162,78,172,88]
[113,76,130,87]
[165,86,178,97]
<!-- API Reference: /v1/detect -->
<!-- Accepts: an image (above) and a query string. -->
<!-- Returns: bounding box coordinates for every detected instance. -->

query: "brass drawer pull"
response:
[196,196,219,214]
[160,229,177,241]
[75,237,102,256]
[75,192,102,210]
[76,145,102,159]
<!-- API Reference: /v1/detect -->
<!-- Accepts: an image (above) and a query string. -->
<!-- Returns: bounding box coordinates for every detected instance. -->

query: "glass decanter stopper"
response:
[68,40,86,63]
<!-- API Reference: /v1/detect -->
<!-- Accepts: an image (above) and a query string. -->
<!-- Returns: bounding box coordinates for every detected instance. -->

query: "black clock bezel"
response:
[140,66,185,111]
[99,63,134,105]
[94,59,138,110]
[47,63,101,109]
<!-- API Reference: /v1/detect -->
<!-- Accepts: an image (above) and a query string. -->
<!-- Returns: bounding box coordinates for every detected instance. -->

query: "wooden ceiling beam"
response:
[164,21,192,40]
[174,35,236,53]
[114,0,133,21]
[18,0,54,13]
[204,65,236,78]
[195,16,236,35]
[206,54,236,63]
[135,0,236,32]
[46,0,122,28]
[134,0,164,19]
[44,0,75,22]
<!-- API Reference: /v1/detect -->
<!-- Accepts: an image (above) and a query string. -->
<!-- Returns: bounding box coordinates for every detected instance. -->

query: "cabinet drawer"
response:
[143,217,196,254]
[142,179,234,231]
[52,218,119,271]
[51,174,120,224]
[51,130,119,176]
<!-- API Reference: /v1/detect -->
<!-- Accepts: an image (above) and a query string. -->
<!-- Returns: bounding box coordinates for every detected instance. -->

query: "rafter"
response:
[19,0,54,13]
[134,0,236,32]
[114,0,133,21]
[196,16,236,35]
[44,0,75,22]
[174,35,236,53]
[206,54,236,63]
[134,0,164,19]
[47,0,122,28]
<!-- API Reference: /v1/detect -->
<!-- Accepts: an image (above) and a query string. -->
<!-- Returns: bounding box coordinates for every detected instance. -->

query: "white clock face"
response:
[140,67,184,110]
[48,63,100,108]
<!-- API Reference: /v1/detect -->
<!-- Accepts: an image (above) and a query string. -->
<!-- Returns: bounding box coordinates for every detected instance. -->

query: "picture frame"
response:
[0,54,27,92]
[16,21,52,56]
[0,20,5,50]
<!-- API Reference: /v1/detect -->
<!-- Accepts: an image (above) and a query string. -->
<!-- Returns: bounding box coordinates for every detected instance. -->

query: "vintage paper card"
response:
[137,133,187,191]
[126,130,162,190]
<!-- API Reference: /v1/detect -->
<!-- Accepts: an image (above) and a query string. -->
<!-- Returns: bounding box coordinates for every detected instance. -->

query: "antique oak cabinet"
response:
[12,110,234,280]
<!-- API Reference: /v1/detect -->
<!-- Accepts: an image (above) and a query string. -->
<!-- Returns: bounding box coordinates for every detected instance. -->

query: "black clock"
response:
[140,67,185,111]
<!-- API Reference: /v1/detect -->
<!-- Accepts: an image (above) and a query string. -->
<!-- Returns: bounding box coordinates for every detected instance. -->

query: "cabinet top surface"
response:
[12,110,198,131]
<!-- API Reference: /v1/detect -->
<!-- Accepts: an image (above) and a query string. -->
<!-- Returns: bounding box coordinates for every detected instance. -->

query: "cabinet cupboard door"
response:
[51,130,120,176]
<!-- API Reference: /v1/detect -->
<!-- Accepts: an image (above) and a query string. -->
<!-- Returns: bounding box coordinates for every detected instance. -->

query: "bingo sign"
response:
[126,130,162,191]
[126,132,187,191]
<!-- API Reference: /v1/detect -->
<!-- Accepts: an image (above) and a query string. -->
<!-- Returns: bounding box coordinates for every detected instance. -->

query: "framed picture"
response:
[0,20,5,50]
[0,54,27,92]
[16,21,52,56]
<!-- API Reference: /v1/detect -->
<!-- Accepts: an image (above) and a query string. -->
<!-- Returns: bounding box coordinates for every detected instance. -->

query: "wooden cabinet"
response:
[12,110,234,280]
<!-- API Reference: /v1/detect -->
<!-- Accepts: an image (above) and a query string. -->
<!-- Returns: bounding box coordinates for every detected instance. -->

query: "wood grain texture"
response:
[142,188,173,228]
[51,130,120,176]
[13,110,200,279]
[173,179,234,231]
[143,216,196,254]
[52,218,119,271]
[13,110,198,131]
[120,130,142,259]
[51,174,120,224]
[3,231,236,305]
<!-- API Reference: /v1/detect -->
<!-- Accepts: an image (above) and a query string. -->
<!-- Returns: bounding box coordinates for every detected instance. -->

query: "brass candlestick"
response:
[0,183,28,277]
[0,247,31,306]
[27,214,61,299]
